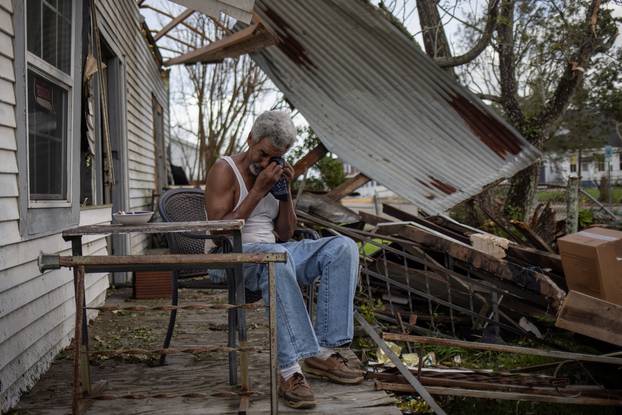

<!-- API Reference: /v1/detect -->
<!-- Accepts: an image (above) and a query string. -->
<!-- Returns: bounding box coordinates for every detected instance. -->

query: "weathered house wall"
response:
[0,0,169,411]
[95,0,170,254]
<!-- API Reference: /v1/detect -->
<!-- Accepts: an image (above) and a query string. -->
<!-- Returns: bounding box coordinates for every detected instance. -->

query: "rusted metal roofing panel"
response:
[251,0,541,213]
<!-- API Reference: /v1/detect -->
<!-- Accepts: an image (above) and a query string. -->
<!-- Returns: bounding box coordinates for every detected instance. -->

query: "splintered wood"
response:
[470,233,510,259]
[556,290,622,347]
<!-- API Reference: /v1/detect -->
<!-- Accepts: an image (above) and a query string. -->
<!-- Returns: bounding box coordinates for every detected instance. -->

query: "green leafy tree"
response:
[287,127,346,191]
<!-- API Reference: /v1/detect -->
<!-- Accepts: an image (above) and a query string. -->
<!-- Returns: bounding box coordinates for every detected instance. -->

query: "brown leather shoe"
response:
[279,372,317,409]
[303,352,365,384]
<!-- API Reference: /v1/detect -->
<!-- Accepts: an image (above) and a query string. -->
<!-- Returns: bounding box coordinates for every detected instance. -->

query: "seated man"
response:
[205,111,363,409]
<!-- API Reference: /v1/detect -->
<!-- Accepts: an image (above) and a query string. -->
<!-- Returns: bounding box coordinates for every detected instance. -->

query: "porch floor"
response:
[14,288,400,414]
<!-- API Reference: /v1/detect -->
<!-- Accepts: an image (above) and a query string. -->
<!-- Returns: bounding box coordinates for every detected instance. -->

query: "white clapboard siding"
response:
[0,237,108,319]
[95,0,169,247]
[0,102,16,128]
[0,30,13,58]
[0,230,104,272]
[0,78,15,105]
[0,0,12,13]
[0,206,111,412]
[0,125,16,149]
[0,5,12,35]
[0,281,107,411]
[0,148,17,173]
[0,197,18,221]
[0,267,108,370]
[0,54,14,82]
[0,173,17,196]
[0,2,18,259]
[2,0,169,409]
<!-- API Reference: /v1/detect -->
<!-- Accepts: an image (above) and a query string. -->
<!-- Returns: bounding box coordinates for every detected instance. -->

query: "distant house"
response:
[540,119,622,186]
[0,0,169,411]
[169,135,199,184]
[342,163,395,198]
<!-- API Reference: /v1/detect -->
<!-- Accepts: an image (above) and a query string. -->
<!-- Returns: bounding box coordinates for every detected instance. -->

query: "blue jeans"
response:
[240,236,359,369]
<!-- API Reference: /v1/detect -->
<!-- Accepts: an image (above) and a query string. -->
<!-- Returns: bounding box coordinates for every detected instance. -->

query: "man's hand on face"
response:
[282,161,294,182]
[253,161,283,195]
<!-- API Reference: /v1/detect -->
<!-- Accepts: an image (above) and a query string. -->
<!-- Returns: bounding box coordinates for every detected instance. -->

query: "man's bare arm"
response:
[205,160,263,221]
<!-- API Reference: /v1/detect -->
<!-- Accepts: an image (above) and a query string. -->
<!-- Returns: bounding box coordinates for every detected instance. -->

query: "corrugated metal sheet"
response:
[251,0,541,213]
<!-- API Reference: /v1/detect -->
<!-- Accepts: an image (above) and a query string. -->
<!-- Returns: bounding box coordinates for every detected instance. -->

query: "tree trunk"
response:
[504,162,540,221]
[416,0,456,77]
[503,127,545,220]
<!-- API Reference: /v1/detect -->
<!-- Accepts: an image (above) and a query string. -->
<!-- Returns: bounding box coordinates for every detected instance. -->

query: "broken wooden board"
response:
[368,207,565,279]
[164,22,276,65]
[510,220,555,253]
[382,332,622,365]
[292,143,328,180]
[382,203,470,244]
[376,382,622,406]
[376,223,566,309]
[556,290,622,347]
[295,193,360,224]
[326,173,370,201]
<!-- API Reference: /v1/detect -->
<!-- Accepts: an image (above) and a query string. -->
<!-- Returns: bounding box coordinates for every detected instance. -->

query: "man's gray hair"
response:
[251,111,296,150]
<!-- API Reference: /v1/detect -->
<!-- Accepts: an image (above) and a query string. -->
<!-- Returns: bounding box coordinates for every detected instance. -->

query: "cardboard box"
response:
[557,227,622,305]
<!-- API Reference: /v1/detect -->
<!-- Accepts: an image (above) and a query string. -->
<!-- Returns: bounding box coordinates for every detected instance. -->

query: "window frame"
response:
[25,0,76,208]
[15,0,83,237]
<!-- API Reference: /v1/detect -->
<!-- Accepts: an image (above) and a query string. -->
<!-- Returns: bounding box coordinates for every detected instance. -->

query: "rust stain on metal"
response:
[447,94,523,160]
[263,7,316,69]
[428,176,457,195]
[416,179,434,190]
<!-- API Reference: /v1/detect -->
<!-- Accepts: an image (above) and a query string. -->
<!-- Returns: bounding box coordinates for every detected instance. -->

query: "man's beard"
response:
[249,163,262,176]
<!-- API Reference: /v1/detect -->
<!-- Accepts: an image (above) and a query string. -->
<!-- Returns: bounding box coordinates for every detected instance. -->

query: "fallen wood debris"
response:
[354,312,447,415]
[375,381,622,406]
[293,196,621,410]
[370,331,622,407]
[555,290,622,347]
[381,332,622,366]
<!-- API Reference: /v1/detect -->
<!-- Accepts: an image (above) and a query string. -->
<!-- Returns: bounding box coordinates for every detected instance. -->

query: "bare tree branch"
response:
[436,0,500,67]
[476,93,503,103]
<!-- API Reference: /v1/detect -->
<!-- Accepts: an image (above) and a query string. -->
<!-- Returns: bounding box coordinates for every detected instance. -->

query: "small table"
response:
[60,220,274,413]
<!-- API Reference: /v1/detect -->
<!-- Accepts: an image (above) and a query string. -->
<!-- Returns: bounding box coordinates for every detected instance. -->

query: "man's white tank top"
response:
[212,156,279,244]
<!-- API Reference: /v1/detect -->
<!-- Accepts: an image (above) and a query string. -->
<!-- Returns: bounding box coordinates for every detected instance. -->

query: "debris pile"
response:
[295,201,622,411]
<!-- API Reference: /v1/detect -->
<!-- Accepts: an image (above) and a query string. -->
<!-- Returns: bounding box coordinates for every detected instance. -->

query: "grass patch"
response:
[537,186,622,204]
[358,238,392,257]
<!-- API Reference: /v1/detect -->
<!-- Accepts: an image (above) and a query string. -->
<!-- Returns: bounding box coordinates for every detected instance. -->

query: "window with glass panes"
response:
[26,0,73,201]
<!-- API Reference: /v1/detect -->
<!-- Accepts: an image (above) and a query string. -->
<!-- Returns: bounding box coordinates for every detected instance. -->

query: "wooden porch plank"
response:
[14,289,400,415]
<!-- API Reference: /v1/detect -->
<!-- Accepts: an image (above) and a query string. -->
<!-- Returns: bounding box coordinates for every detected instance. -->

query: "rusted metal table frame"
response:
[57,221,280,414]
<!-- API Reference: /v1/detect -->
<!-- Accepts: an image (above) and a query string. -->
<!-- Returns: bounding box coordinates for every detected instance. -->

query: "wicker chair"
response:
[158,188,320,371]
[158,188,257,376]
